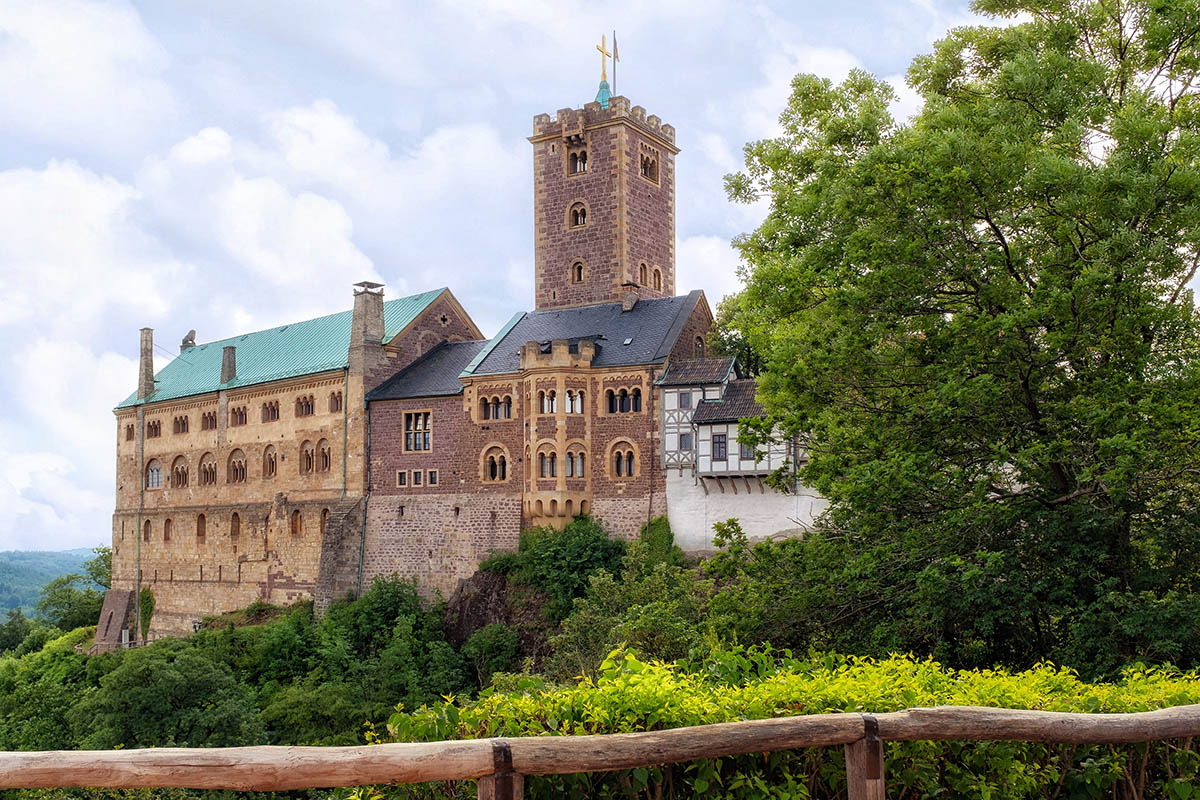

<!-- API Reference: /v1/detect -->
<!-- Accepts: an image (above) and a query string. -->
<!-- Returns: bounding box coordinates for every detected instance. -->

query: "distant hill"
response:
[0,549,97,614]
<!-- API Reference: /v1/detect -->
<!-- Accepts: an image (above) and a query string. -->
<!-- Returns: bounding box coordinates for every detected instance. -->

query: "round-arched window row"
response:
[480,394,513,420]
[605,387,642,414]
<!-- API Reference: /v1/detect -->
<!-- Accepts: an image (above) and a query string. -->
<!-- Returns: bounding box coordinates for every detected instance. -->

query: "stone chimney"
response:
[220,346,236,384]
[348,281,387,388]
[137,328,155,400]
[351,281,385,345]
[621,287,639,312]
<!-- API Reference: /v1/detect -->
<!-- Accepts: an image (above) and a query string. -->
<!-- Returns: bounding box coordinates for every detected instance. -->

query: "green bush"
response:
[513,517,626,622]
[461,623,519,687]
[375,648,1200,799]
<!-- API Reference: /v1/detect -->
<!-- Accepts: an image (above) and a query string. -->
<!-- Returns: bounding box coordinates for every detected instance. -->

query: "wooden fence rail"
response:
[2,705,1199,798]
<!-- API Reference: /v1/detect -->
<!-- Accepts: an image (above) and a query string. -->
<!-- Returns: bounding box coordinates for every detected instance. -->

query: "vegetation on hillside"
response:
[0,548,99,613]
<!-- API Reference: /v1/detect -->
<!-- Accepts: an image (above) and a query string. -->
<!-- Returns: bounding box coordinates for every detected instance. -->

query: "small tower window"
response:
[694,336,705,357]
[640,154,659,183]
[571,261,585,284]
[653,269,662,291]
[639,263,648,285]
[570,150,588,174]
[569,203,587,228]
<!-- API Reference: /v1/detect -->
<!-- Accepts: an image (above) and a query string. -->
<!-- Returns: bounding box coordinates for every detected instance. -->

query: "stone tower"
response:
[530,94,678,310]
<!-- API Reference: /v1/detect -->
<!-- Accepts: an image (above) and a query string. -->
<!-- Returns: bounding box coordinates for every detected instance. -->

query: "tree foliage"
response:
[723,0,1200,672]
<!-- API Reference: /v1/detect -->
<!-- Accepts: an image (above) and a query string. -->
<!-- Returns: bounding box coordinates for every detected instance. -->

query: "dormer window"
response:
[569,149,588,174]
[569,203,587,227]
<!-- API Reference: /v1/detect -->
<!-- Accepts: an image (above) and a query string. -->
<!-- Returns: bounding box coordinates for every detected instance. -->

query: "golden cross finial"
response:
[596,34,612,82]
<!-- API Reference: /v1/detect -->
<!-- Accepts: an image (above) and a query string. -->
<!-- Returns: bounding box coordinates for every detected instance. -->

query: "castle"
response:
[96,79,827,647]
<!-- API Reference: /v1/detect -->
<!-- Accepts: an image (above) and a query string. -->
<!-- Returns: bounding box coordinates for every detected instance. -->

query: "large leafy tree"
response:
[726,0,1200,672]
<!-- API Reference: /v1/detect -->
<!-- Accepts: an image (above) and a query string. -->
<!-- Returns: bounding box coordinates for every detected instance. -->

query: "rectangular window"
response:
[739,442,755,461]
[678,391,691,409]
[404,411,432,452]
[678,432,693,451]
[712,434,727,461]
[412,470,423,486]
[428,470,438,486]
[396,471,407,487]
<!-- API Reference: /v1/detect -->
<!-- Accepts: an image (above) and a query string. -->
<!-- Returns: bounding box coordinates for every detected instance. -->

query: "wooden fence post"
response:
[478,740,524,800]
[845,714,885,800]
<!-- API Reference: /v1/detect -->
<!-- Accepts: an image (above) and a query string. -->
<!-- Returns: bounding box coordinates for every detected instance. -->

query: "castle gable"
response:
[117,288,446,408]
[464,290,704,377]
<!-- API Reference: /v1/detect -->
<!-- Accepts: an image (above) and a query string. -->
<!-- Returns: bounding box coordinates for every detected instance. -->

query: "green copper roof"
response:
[117,288,445,409]
[595,79,611,110]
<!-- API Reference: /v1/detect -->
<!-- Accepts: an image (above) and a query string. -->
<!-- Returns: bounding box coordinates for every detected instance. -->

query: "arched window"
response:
[125,424,134,441]
[143,519,151,542]
[695,336,705,357]
[548,390,557,413]
[606,389,617,414]
[329,392,343,413]
[291,510,302,537]
[653,269,662,291]
[483,446,508,482]
[227,450,246,483]
[619,389,630,413]
[199,452,216,486]
[230,513,241,544]
[576,452,586,477]
[549,452,557,478]
[609,442,638,479]
[614,451,624,477]
[632,388,642,413]
[321,508,329,536]
[570,150,588,173]
[626,449,636,475]
[318,439,331,472]
[145,460,163,489]
[640,154,659,182]
[196,514,206,545]
[263,445,277,478]
[569,203,587,227]
[538,452,548,478]
[491,397,501,420]
[565,391,575,414]
[571,262,584,283]
[639,263,648,285]
[570,152,579,173]
[300,441,315,474]
[480,397,491,420]
[502,396,512,419]
[163,518,172,542]
[538,391,546,414]
[171,456,188,488]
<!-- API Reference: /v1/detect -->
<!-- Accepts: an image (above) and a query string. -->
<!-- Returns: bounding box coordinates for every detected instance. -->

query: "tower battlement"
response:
[531,96,676,145]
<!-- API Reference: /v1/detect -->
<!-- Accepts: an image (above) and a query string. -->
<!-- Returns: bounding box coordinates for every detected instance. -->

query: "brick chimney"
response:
[621,287,639,312]
[137,328,154,400]
[220,346,237,384]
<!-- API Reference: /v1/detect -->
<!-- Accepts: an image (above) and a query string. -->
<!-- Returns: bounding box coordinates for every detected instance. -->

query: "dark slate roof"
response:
[117,289,446,408]
[464,291,704,376]
[656,356,736,386]
[367,340,490,401]
[692,379,765,424]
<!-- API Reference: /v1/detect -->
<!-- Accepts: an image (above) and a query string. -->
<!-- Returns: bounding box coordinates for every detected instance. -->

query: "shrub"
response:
[514,517,625,622]
[374,649,1200,799]
[461,623,519,687]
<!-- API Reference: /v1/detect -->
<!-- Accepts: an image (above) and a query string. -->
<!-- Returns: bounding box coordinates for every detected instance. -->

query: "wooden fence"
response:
[1,705,1199,799]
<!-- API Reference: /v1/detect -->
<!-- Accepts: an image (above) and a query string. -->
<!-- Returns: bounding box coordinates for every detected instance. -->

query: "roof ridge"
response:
[185,288,444,349]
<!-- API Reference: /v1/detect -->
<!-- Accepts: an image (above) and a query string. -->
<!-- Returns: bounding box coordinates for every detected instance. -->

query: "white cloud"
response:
[0,0,177,153]
[677,235,744,304]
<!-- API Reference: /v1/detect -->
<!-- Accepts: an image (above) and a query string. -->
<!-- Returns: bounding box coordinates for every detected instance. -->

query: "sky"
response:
[0,0,981,551]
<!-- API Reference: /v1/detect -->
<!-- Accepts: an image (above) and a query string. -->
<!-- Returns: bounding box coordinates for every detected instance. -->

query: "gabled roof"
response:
[367,340,489,401]
[656,356,737,386]
[464,291,705,377]
[692,379,765,424]
[117,289,447,408]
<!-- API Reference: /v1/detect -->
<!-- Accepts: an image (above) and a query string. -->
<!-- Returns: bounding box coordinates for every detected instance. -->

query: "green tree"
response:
[71,641,265,748]
[725,0,1200,673]
[84,545,112,590]
[0,609,32,654]
[34,574,102,632]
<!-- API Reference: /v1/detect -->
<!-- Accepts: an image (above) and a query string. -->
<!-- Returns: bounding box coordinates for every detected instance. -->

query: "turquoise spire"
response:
[595,79,611,109]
